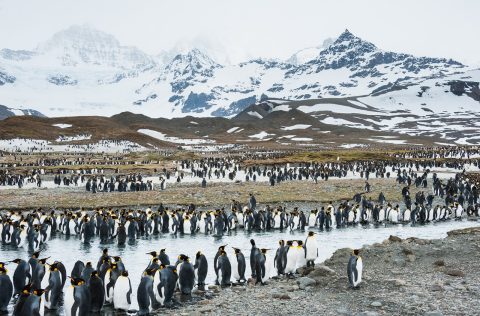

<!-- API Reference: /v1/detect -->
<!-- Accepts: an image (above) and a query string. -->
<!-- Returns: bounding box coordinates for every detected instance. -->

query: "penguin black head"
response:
[218,245,227,251]
[113,256,122,262]
[196,251,203,259]
[308,231,315,237]
[178,254,189,261]
[286,240,293,246]
[233,247,241,254]
[159,264,166,270]
[85,262,92,267]
[22,283,33,294]
[70,277,85,286]
[160,248,166,253]
[121,270,129,277]
[91,271,99,278]
[353,249,360,256]
[38,257,50,265]
[11,258,22,264]
[278,240,284,245]
[31,251,41,259]
[147,251,158,257]
[144,268,156,276]
[260,248,269,254]
[297,240,303,246]
[250,239,256,247]
[102,248,109,255]
[33,289,46,296]
[49,262,60,271]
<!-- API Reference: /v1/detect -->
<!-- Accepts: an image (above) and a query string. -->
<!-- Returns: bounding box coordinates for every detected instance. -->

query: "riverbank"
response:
[171,226,480,316]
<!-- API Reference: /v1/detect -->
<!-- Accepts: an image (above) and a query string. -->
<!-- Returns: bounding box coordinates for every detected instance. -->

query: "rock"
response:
[424,311,443,316]
[296,276,316,289]
[433,260,445,267]
[297,266,314,276]
[401,247,413,255]
[406,254,416,262]
[430,284,444,292]
[444,269,465,277]
[387,278,406,286]
[287,285,299,292]
[309,265,336,279]
[336,307,350,315]
[389,235,402,242]
[207,285,219,291]
[370,301,382,307]
[197,306,213,313]
[357,311,379,316]
[272,292,291,300]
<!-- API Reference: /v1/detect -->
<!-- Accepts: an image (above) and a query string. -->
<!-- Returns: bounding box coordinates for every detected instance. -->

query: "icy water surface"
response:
[1,219,479,314]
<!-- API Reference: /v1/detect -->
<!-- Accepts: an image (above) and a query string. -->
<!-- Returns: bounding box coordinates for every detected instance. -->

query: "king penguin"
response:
[347,249,363,289]
[194,251,208,288]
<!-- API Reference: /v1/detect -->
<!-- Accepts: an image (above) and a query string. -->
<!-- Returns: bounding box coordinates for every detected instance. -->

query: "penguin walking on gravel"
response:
[194,251,208,288]
[284,241,297,276]
[65,277,90,316]
[250,239,261,278]
[113,271,132,311]
[0,262,13,314]
[231,247,246,284]
[274,240,286,276]
[216,250,232,287]
[304,232,318,267]
[347,249,363,289]
[176,255,195,295]
[11,258,31,297]
[214,245,227,285]
[137,268,156,316]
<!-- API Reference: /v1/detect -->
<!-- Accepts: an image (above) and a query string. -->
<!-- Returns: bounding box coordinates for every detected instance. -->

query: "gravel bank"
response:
[167,226,480,316]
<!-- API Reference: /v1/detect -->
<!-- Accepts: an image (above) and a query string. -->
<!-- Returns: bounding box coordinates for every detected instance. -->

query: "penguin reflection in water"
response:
[347,249,363,289]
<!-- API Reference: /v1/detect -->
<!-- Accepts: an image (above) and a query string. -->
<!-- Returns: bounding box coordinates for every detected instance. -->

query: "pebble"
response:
[424,311,443,316]
[370,301,383,307]
[296,276,316,289]
[444,269,465,277]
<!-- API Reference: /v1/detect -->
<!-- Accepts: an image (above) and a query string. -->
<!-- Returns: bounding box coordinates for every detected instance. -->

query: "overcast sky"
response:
[0,0,479,65]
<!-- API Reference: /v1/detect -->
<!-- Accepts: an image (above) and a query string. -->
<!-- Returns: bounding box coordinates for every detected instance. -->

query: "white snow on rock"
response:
[56,134,91,142]
[247,111,263,119]
[227,127,240,133]
[281,124,311,131]
[137,128,215,145]
[248,131,275,140]
[52,123,72,128]
[291,137,313,141]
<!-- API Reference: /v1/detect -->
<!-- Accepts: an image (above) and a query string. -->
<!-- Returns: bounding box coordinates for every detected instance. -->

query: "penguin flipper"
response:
[126,279,132,305]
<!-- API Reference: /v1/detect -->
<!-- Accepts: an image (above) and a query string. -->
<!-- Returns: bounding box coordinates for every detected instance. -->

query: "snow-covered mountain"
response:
[0,25,478,144]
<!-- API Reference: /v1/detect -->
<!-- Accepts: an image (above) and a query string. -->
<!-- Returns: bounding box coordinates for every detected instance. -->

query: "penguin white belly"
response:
[353,258,363,287]
[285,250,297,274]
[237,214,244,227]
[104,271,113,304]
[348,212,354,223]
[44,225,51,243]
[273,215,281,229]
[378,209,385,222]
[39,293,45,316]
[296,248,306,269]
[403,210,411,222]
[293,216,299,228]
[198,222,206,234]
[69,222,77,235]
[308,215,316,227]
[183,221,191,235]
[113,276,131,311]
[390,210,398,223]
[41,269,51,290]
[17,231,27,248]
[64,286,75,316]
[306,240,318,261]
[456,207,463,218]
[231,256,239,281]
[153,272,163,305]
[262,255,273,283]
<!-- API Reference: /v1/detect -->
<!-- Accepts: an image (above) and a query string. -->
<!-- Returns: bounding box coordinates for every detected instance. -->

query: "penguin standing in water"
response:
[214,245,227,285]
[104,262,120,305]
[153,264,178,307]
[64,277,90,316]
[250,239,261,278]
[18,288,45,316]
[43,262,63,310]
[347,249,363,289]
[113,271,132,311]
[96,248,110,272]
[177,255,195,295]
[29,251,41,274]
[11,258,31,297]
[194,251,208,288]
[137,268,156,316]
[88,271,104,313]
[231,247,246,284]
[284,241,297,276]
[32,257,49,289]
[13,283,33,315]
[274,240,286,276]
[304,232,318,267]
[80,262,95,286]
[216,250,232,287]
[71,261,85,279]
[158,249,170,265]
[0,262,13,314]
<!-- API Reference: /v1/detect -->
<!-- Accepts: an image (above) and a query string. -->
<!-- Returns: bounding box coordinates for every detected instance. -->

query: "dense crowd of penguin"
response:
[0,230,344,315]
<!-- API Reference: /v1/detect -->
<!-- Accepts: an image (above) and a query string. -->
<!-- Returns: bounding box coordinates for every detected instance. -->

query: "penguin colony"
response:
[0,232,331,316]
